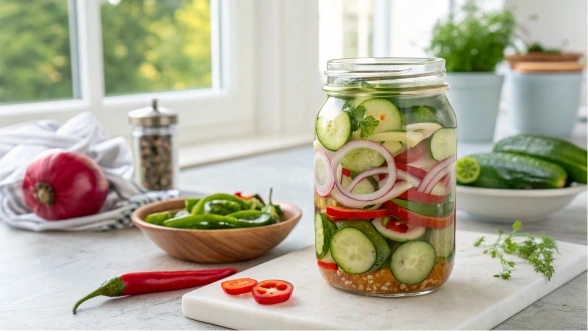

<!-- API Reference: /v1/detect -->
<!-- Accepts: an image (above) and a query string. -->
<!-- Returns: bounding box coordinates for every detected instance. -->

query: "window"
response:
[0,0,75,104]
[101,0,213,96]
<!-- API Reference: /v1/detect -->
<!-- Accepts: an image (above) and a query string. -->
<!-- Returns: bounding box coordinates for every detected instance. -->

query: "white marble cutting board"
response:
[182,230,587,330]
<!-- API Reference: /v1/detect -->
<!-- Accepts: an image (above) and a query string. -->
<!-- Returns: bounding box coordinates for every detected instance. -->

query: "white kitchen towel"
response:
[0,112,179,231]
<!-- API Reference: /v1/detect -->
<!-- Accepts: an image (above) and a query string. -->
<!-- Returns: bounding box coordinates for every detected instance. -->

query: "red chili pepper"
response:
[234,191,243,197]
[325,206,389,220]
[72,268,237,314]
[385,219,409,233]
[341,168,352,177]
[252,280,294,305]
[397,189,448,204]
[383,201,453,229]
[317,260,338,271]
[221,278,257,295]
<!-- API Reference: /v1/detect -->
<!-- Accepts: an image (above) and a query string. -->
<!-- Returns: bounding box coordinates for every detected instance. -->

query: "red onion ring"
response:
[346,167,389,192]
[331,140,396,201]
[417,155,456,192]
[314,150,335,197]
[330,181,413,209]
[424,166,453,193]
[397,169,421,187]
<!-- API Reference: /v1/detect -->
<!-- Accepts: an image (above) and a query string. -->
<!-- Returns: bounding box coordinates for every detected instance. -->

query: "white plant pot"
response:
[445,73,504,142]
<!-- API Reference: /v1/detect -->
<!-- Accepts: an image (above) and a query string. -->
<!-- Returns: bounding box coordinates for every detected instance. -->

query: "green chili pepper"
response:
[261,188,283,221]
[185,198,201,213]
[164,214,238,229]
[145,211,175,226]
[226,210,276,227]
[191,194,250,215]
[204,200,242,215]
[247,198,265,210]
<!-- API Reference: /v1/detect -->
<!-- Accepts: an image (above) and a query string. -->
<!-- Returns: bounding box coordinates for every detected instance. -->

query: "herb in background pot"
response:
[474,220,558,280]
[427,1,516,72]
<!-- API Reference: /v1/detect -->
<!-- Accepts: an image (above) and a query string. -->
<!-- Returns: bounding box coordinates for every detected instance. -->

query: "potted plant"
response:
[427,2,516,142]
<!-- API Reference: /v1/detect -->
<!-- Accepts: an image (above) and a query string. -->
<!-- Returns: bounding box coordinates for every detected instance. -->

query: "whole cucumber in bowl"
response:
[493,135,587,184]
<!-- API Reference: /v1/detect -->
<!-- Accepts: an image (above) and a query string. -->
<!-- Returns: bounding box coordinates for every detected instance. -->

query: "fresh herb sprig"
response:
[474,220,558,280]
[342,103,379,138]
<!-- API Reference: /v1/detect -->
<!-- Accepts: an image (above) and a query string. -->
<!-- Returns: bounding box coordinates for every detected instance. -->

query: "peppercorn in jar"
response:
[128,99,178,191]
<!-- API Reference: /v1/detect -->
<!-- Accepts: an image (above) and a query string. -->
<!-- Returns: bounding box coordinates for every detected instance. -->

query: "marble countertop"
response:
[1,123,586,329]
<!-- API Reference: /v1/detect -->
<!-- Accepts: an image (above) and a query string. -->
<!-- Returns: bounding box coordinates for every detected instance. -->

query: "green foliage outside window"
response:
[0,0,212,104]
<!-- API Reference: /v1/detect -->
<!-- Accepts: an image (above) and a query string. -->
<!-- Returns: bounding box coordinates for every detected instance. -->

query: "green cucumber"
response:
[330,228,377,274]
[341,176,376,194]
[463,153,567,189]
[456,156,481,184]
[403,105,440,124]
[372,218,427,242]
[391,199,453,217]
[426,224,454,259]
[430,128,457,160]
[367,130,424,148]
[341,148,385,173]
[390,241,436,285]
[359,99,403,133]
[315,213,336,259]
[316,112,351,151]
[335,220,391,272]
[493,134,587,184]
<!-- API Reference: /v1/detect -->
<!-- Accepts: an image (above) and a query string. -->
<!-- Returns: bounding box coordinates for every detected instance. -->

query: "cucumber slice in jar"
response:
[390,241,436,285]
[335,221,391,272]
[367,130,425,148]
[341,148,386,173]
[371,218,427,242]
[359,99,403,134]
[316,112,352,151]
[341,176,376,194]
[330,228,377,274]
[315,213,335,259]
[430,128,457,161]
[403,105,440,124]
[426,224,455,259]
[456,156,481,184]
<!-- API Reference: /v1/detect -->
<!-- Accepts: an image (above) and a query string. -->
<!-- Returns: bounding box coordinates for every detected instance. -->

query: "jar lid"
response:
[128,99,178,126]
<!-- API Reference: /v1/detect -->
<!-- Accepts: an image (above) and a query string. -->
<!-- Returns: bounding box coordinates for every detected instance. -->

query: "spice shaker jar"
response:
[128,99,178,191]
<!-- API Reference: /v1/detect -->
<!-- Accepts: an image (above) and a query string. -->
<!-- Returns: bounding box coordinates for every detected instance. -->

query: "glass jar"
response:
[313,58,456,297]
[128,99,178,191]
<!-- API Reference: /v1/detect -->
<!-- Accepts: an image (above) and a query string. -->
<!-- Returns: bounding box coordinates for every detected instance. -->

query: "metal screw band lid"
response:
[128,99,178,126]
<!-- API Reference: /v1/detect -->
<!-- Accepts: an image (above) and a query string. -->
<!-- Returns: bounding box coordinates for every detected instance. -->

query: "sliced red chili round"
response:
[252,280,294,305]
[317,260,338,271]
[325,206,389,220]
[341,168,352,177]
[221,278,257,295]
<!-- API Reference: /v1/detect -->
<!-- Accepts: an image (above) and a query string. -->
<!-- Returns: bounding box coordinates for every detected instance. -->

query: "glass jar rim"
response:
[325,57,446,79]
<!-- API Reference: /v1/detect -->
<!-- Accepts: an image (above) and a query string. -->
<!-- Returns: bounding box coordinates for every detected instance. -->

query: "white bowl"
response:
[456,184,587,223]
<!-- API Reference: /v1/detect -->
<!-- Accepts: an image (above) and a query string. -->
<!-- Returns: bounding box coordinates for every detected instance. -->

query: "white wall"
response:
[505,0,587,111]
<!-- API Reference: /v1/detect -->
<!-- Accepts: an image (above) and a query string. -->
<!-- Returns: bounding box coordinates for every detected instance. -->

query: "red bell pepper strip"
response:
[384,201,453,229]
[397,189,448,204]
[325,206,389,220]
[385,219,409,233]
[342,168,352,177]
[72,268,237,314]
[221,278,258,295]
[252,280,294,305]
[395,163,428,179]
[317,260,338,271]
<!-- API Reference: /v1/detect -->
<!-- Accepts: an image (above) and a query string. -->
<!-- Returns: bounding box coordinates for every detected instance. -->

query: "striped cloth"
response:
[0,112,179,231]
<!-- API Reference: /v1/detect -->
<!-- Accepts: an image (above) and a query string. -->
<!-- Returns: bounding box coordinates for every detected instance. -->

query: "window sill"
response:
[179,133,313,169]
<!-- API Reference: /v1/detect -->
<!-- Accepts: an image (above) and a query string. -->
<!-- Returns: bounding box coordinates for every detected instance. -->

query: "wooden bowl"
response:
[131,198,302,263]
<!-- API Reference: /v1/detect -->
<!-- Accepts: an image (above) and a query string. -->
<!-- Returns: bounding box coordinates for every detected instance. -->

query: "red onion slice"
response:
[331,140,397,201]
[330,181,413,209]
[397,169,421,187]
[314,150,335,197]
[417,155,456,192]
[346,167,389,192]
[424,166,452,193]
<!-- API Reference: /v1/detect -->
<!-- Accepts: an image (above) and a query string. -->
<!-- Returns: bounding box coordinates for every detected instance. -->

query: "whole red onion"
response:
[22,150,109,221]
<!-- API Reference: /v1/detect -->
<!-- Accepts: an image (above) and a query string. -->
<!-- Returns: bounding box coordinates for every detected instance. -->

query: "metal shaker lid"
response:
[128,99,178,126]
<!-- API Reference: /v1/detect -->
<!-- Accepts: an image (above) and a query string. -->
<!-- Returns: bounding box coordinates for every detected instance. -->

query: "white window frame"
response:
[0,0,259,146]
